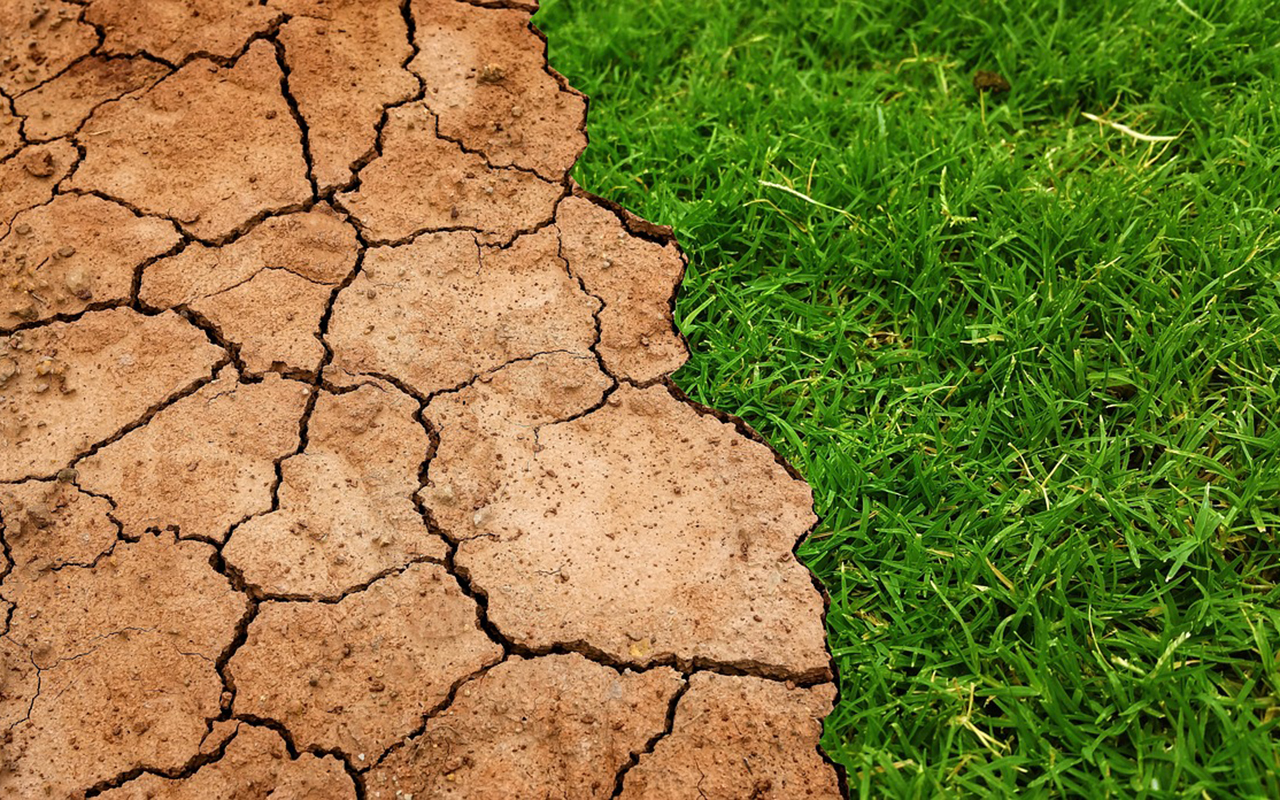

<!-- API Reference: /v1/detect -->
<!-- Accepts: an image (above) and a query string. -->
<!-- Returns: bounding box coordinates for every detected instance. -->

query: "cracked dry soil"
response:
[0,1,843,797]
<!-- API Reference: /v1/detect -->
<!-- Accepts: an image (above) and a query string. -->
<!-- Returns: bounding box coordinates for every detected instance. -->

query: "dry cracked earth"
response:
[0,1,842,797]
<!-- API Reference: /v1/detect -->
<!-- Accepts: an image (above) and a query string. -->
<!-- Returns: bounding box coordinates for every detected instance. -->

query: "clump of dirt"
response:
[973,68,1011,94]
[0,1,842,797]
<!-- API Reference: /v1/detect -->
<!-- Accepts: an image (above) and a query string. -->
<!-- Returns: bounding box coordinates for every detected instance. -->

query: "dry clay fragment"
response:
[76,368,310,543]
[0,308,224,482]
[1,535,248,798]
[620,674,840,800]
[0,1,96,96]
[1,632,227,798]
[71,41,312,240]
[224,382,448,599]
[0,97,21,159]
[367,654,683,800]
[451,384,831,681]
[3,533,246,664]
[0,194,181,330]
[412,0,586,181]
[557,195,688,382]
[97,724,356,800]
[141,206,359,374]
[0,140,76,236]
[15,55,171,141]
[87,0,284,63]
[276,0,418,191]
[229,562,501,758]
[337,103,563,244]
[169,268,336,375]
[421,352,610,542]
[0,636,37,729]
[327,227,598,396]
[0,479,117,579]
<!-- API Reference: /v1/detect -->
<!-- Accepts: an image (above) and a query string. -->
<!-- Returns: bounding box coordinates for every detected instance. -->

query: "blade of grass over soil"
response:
[535,0,1280,796]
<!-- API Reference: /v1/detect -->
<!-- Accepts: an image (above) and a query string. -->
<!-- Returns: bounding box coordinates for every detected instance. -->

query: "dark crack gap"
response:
[55,186,322,248]
[454,0,540,12]
[250,553,448,605]
[421,97,573,184]
[552,217,620,388]
[0,499,13,636]
[270,31,320,199]
[223,711,368,794]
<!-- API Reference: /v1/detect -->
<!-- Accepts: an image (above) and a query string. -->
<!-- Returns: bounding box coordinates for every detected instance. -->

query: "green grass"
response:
[534,0,1280,796]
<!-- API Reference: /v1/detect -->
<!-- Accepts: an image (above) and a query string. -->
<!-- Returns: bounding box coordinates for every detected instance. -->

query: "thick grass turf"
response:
[533,0,1280,796]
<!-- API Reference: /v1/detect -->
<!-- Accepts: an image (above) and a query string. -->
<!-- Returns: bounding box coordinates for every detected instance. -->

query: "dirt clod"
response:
[0,308,223,481]
[336,103,563,245]
[141,206,359,375]
[1,533,248,797]
[87,0,283,64]
[447,382,831,682]
[75,367,311,542]
[14,55,171,141]
[973,69,1010,94]
[0,1,96,96]
[326,228,598,396]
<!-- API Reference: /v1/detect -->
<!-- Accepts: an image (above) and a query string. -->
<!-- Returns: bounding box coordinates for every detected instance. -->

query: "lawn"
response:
[533,0,1280,796]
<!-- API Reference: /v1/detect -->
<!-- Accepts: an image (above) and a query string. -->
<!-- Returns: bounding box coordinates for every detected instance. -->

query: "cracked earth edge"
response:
[0,1,846,798]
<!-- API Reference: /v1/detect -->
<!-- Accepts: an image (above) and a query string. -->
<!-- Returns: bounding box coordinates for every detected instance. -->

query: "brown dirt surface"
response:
[227,562,502,759]
[0,1,841,796]
[224,382,449,598]
[0,1,97,97]
[557,194,688,382]
[365,654,683,799]
[69,40,311,241]
[0,308,225,482]
[1,533,248,797]
[1,194,181,330]
[0,479,118,579]
[96,723,356,799]
[86,0,284,64]
[619,673,841,799]
[446,382,831,682]
[326,227,598,396]
[411,0,586,180]
[1,140,77,234]
[75,368,311,542]
[140,205,359,375]
[14,55,171,141]
[275,0,418,192]
[0,96,21,158]
[336,102,564,245]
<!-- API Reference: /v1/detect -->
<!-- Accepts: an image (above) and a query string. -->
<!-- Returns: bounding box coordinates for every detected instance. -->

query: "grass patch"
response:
[535,0,1280,795]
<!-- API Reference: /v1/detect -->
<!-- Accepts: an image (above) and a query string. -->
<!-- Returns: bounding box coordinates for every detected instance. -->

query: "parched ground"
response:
[0,1,840,798]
